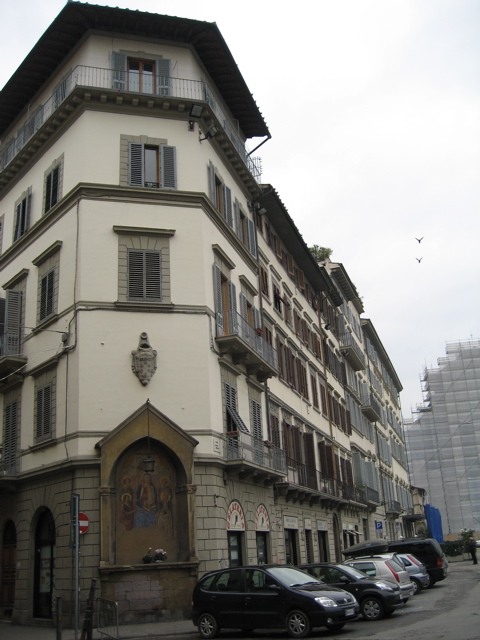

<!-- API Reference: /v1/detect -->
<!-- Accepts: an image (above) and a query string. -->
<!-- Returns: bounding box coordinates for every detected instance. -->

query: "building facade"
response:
[405,339,480,538]
[0,3,411,627]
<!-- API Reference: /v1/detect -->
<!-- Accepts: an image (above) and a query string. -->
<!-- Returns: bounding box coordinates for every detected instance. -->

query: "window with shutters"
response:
[0,289,23,357]
[128,249,161,301]
[13,188,32,241]
[0,214,4,254]
[39,269,55,321]
[120,135,176,189]
[251,399,264,463]
[2,394,20,475]
[35,372,56,443]
[213,262,237,337]
[44,156,63,214]
[225,382,249,433]
[115,227,173,305]
[310,373,319,409]
[112,52,171,96]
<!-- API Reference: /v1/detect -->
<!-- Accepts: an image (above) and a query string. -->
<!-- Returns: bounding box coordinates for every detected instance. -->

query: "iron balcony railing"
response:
[0,65,262,182]
[385,499,402,514]
[226,431,286,474]
[361,391,382,422]
[339,332,366,369]
[357,486,381,505]
[220,310,278,371]
[283,457,364,502]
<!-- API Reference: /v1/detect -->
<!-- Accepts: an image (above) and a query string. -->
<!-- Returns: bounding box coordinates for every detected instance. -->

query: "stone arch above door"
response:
[96,402,198,566]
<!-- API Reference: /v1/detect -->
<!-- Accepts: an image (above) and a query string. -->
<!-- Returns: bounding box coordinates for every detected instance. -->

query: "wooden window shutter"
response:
[4,401,18,473]
[223,185,233,227]
[40,270,55,320]
[287,254,295,276]
[275,235,282,260]
[239,292,248,321]
[112,52,126,90]
[247,219,257,258]
[160,145,176,189]
[129,143,144,186]
[156,58,171,96]
[251,399,263,443]
[128,249,161,300]
[4,290,21,356]
[234,200,241,238]
[208,161,217,207]
[36,385,52,440]
[318,440,327,475]
[228,281,237,334]
[270,414,281,448]
[213,264,224,335]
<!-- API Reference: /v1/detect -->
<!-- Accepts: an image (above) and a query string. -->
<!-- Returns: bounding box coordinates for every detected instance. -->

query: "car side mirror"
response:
[339,576,349,583]
[268,584,282,592]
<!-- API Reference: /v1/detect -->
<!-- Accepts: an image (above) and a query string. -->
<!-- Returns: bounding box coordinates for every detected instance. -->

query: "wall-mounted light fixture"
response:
[254,201,267,215]
[142,398,155,473]
[188,103,205,131]
[199,124,219,142]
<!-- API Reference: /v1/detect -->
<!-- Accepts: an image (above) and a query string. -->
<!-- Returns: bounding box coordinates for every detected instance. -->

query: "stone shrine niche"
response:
[115,443,177,565]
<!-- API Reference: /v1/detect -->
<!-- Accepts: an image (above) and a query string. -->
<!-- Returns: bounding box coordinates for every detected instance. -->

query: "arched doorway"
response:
[33,509,55,619]
[1,520,17,617]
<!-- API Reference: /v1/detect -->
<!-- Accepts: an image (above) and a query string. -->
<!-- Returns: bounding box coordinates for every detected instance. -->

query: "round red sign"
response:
[78,512,89,535]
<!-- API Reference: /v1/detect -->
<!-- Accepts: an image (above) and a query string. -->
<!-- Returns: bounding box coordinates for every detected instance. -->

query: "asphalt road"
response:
[166,561,480,640]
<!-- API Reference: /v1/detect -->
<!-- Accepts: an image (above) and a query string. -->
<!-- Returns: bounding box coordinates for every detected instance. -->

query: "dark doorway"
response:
[227,532,243,567]
[1,520,17,617]
[284,529,298,565]
[33,509,55,619]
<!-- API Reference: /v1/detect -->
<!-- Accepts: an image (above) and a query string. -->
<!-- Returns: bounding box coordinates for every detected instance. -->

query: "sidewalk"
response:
[0,617,196,640]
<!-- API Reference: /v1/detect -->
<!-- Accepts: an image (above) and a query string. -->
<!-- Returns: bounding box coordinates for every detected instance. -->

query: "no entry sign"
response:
[78,512,89,535]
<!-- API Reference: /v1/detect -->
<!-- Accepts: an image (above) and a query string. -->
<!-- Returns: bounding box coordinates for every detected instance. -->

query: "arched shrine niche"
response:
[115,440,181,565]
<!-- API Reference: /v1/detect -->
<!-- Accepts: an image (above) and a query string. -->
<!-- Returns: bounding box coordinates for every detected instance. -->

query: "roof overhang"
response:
[0,1,270,140]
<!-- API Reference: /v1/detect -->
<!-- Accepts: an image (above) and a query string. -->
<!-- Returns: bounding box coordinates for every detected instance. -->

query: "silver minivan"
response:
[343,553,415,602]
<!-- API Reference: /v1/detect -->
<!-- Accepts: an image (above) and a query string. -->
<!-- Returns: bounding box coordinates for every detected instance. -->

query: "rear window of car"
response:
[391,541,438,558]
[349,562,376,576]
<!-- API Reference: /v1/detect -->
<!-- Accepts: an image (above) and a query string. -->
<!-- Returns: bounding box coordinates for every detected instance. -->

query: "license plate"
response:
[399,594,404,600]
[345,608,355,617]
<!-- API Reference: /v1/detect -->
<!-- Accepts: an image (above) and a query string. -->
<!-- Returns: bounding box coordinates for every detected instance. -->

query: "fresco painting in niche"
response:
[115,448,176,564]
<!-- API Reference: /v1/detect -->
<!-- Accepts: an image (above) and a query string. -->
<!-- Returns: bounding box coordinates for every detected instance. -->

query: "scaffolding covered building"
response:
[404,339,480,537]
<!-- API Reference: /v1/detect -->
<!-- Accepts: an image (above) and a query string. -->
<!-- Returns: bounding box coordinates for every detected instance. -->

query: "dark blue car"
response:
[192,564,359,638]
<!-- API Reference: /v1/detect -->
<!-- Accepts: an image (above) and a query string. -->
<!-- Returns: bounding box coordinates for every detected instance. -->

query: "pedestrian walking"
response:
[468,537,478,565]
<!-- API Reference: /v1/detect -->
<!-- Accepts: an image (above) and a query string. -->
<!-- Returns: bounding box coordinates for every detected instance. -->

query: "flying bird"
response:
[416,257,423,263]
[415,237,424,243]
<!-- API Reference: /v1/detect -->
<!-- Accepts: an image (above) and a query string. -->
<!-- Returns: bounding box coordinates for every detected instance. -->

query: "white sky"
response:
[1,0,479,416]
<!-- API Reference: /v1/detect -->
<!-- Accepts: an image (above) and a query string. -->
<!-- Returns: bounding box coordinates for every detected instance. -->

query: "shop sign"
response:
[284,515,298,529]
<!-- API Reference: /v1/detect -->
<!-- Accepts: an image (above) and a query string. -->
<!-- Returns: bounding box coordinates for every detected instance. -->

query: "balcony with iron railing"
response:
[361,391,382,422]
[275,457,364,505]
[225,430,287,481]
[339,332,366,371]
[357,485,381,506]
[0,65,262,183]
[216,310,278,381]
[0,331,27,378]
[385,499,402,516]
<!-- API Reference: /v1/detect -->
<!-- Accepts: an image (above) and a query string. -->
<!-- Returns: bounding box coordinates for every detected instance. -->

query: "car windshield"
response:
[267,567,323,587]
[337,564,369,580]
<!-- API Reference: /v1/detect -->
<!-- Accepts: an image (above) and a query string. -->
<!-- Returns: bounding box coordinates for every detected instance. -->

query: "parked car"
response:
[342,553,415,601]
[396,553,430,594]
[298,562,404,621]
[388,538,448,587]
[191,565,359,638]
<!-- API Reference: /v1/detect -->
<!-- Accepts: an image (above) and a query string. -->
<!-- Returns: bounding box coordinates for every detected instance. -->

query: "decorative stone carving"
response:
[132,332,157,385]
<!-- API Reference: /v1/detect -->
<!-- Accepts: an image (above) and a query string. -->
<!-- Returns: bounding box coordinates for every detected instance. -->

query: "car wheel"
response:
[425,573,435,589]
[411,578,421,595]
[198,612,219,639]
[361,596,385,621]
[324,621,345,631]
[286,609,311,638]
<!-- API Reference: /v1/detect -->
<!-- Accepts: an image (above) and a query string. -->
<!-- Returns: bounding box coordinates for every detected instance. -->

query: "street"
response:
[163,562,480,640]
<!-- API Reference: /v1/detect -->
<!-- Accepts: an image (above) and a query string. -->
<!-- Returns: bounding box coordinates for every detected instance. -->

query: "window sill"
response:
[115,301,174,311]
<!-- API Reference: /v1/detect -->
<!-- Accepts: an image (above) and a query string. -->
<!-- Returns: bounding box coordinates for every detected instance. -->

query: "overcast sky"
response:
[1,0,479,416]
